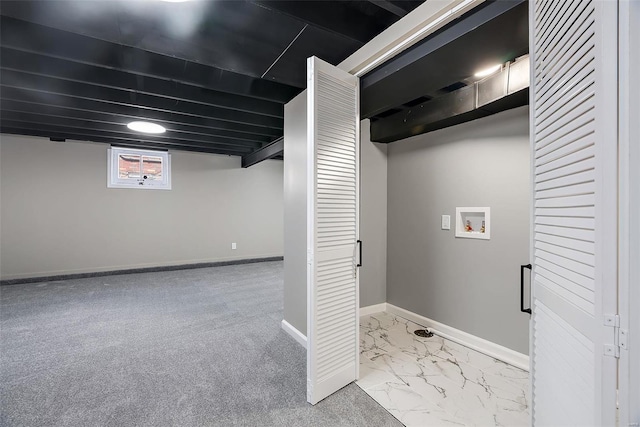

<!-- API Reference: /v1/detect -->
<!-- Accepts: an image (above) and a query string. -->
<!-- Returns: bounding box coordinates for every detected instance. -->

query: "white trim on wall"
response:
[281,319,307,349]
[386,303,530,372]
[359,303,388,317]
[282,303,390,348]
[285,303,530,372]
[338,0,483,76]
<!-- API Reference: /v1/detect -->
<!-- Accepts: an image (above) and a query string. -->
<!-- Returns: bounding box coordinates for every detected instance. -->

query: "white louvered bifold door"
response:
[306,56,360,405]
[530,0,618,425]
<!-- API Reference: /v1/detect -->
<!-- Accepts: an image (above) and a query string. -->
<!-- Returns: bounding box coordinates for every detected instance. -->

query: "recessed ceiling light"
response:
[127,121,166,134]
[161,0,189,2]
[474,64,502,78]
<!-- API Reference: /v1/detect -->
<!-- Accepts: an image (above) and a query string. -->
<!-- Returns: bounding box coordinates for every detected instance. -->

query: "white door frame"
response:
[617,0,640,424]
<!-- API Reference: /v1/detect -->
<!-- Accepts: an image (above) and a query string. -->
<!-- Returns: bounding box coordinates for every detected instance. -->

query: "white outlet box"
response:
[455,207,490,240]
[441,215,451,230]
[231,242,237,250]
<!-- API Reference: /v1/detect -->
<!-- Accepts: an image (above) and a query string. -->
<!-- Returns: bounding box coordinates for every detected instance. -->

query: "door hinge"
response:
[603,314,628,358]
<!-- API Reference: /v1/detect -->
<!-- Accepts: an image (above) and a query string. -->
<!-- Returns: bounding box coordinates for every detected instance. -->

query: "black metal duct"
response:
[370,55,530,143]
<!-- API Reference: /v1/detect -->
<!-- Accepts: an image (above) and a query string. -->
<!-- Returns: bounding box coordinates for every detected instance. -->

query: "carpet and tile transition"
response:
[1,261,400,427]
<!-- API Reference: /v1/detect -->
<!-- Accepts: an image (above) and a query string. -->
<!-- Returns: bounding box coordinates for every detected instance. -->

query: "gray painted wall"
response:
[283,91,308,335]
[359,119,388,307]
[0,134,284,280]
[386,106,531,354]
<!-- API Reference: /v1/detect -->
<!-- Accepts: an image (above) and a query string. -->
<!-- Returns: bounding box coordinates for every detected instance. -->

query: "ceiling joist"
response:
[1,112,263,149]
[0,101,274,144]
[0,1,422,158]
[368,1,408,18]
[0,70,284,130]
[252,1,395,44]
[241,137,284,168]
[1,48,284,118]
[0,126,251,157]
[0,93,281,139]
[0,119,255,154]
[0,16,301,103]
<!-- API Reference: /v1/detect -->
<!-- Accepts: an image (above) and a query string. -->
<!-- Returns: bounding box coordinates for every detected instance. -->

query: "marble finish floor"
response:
[356,312,530,426]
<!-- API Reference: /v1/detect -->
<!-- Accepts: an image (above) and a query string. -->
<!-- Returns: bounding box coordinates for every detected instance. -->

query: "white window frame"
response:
[107,147,171,190]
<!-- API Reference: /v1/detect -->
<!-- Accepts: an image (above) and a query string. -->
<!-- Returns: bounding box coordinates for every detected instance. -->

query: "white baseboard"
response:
[359,303,388,317]
[386,303,530,372]
[281,319,307,349]
[281,304,528,372]
[282,303,386,349]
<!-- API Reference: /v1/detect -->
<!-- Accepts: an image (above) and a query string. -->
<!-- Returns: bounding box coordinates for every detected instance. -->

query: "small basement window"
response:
[108,147,171,190]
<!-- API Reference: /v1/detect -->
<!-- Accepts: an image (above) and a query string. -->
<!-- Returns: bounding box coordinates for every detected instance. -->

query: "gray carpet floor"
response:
[0,261,401,427]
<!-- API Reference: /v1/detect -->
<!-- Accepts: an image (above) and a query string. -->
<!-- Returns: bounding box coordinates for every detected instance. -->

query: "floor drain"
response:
[414,329,433,338]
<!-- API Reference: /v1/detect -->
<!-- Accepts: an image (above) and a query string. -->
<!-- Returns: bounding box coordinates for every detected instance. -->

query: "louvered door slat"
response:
[318,144,355,157]
[307,57,359,405]
[535,223,595,242]
[536,35,594,100]
[536,206,595,218]
[535,193,595,208]
[535,232,595,253]
[530,0,618,424]
[536,166,595,188]
[535,4,593,82]
[536,265,594,301]
[534,92,594,145]
[534,0,574,51]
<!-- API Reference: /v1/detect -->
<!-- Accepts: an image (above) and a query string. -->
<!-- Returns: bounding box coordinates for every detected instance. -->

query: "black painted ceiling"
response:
[0,0,423,159]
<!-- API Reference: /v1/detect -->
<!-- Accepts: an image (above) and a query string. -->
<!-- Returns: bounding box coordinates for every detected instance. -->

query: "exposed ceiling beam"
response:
[0,100,274,144]
[0,48,283,119]
[252,1,389,44]
[0,111,263,149]
[0,117,252,154]
[0,126,246,156]
[0,16,302,102]
[338,0,483,76]
[1,117,254,154]
[0,70,284,130]
[0,91,281,139]
[241,137,284,168]
[368,1,408,18]
[0,1,313,88]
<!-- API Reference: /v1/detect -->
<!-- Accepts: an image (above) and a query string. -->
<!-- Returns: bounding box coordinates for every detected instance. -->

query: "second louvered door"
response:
[530,0,618,425]
[306,56,359,405]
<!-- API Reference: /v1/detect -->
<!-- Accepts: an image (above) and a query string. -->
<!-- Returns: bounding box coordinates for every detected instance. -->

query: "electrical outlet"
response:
[441,215,451,230]
[231,242,237,250]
